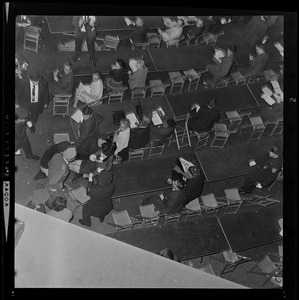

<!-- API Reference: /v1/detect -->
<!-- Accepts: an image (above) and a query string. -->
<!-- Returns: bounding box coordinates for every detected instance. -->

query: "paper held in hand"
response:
[129,59,138,72]
[126,112,139,128]
[71,109,84,123]
[151,110,163,126]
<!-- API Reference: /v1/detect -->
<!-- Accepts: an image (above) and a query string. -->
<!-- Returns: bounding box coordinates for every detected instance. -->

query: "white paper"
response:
[126,112,139,128]
[151,111,163,126]
[129,59,138,72]
[261,86,273,96]
[71,109,84,123]
[156,106,165,117]
[274,42,284,53]
[270,80,283,95]
[261,93,276,106]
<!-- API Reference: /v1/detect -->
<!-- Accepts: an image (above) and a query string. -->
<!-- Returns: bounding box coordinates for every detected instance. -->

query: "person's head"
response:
[82,106,92,120]
[115,59,127,70]
[268,145,279,158]
[119,118,130,130]
[94,171,113,185]
[177,19,184,27]
[196,18,204,27]
[207,98,216,109]
[189,166,200,178]
[63,61,72,74]
[140,115,151,127]
[97,142,114,161]
[164,119,176,128]
[160,248,179,261]
[92,71,102,82]
[51,197,67,212]
[62,146,77,162]
[171,171,185,189]
[255,43,266,55]
[135,16,144,27]
[226,44,236,55]
[29,69,41,84]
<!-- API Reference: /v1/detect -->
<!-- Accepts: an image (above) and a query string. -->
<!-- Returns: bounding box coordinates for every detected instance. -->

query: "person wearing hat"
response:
[149,118,176,146]
[45,146,77,208]
[34,141,72,180]
[79,170,115,227]
[239,145,282,194]
[15,108,40,160]
[188,98,220,134]
[48,61,74,100]
[15,68,49,133]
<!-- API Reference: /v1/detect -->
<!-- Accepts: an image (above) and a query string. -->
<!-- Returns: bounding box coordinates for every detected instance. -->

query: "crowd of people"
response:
[15,15,283,229]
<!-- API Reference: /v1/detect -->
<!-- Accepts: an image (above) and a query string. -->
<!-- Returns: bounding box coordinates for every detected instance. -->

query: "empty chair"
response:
[184,198,204,221]
[183,69,200,92]
[225,111,243,132]
[269,119,283,136]
[108,90,124,103]
[107,210,140,231]
[200,193,228,215]
[147,141,166,158]
[53,94,72,116]
[248,116,266,142]
[168,71,185,94]
[247,255,283,287]
[210,250,251,276]
[221,188,246,215]
[210,123,236,148]
[131,88,147,101]
[138,204,161,227]
[128,148,146,161]
[103,34,120,51]
[66,185,90,212]
[149,79,166,97]
[24,26,41,53]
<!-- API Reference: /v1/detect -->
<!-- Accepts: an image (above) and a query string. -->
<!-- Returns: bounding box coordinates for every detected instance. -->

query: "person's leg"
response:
[72,90,81,108]
[240,177,256,194]
[80,205,92,226]
[22,134,39,160]
[74,32,85,61]
[87,38,96,65]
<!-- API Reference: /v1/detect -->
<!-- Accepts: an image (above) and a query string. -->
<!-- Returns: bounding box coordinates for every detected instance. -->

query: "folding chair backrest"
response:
[112,210,132,226]
[201,193,218,208]
[185,198,201,211]
[214,123,228,132]
[224,188,241,201]
[258,255,277,274]
[139,204,156,218]
[222,250,239,263]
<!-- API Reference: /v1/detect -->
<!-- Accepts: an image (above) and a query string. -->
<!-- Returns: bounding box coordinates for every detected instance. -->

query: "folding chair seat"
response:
[220,188,245,215]
[66,186,90,213]
[183,69,200,92]
[225,111,243,132]
[248,116,266,142]
[269,119,283,136]
[184,198,204,221]
[53,94,72,116]
[128,148,146,161]
[131,88,147,101]
[107,210,141,232]
[147,33,161,48]
[210,250,251,276]
[149,79,166,97]
[200,193,228,215]
[168,71,185,94]
[24,26,41,53]
[103,34,120,51]
[138,204,161,227]
[210,123,236,148]
[247,255,283,287]
[147,141,166,158]
[108,90,124,103]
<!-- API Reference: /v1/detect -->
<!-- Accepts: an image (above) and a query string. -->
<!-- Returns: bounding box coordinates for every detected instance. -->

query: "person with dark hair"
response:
[160,248,180,262]
[15,108,40,160]
[183,17,205,45]
[149,118,176,146]
[77,106,103,144]
[73,71,104,108]
[15,69,49,133]
[141,176,184,215]
[106,59,128,91]
[188,98,220,134]
[48,61,74,99]
[239,145,282,194]
[79,170,115,227]
[238,43,269,75]
[34,141,72,180]
[206,45,235,88]
[47,196,73,222]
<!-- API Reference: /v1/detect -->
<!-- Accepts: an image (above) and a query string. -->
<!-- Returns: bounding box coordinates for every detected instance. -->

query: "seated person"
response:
[119,16,148,49]
[113,118,131,162]
[177,16,198,25]
[158,18,185,45]
[238,43,269,76]
[163,16,179,28]
[69,141,114,184]
[77,106,103,145]
[34,141,72,180]
[206,44,235,88]
[239,145,282,195]
[184,17,205,44]
[150,118,176,146]
[127,58,148,90]
[141,173,185,215]
[169,157,205,206]
[106,59,128,91]
[188,98,220,133]
[48,61,74,99]
[73,71,104,108]
[128,115,152,150]
[79,170,115,227]
[47,196,73,222]
[259,96,283,125]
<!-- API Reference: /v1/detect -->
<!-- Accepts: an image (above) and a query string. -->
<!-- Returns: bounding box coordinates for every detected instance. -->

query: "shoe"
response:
[27,155,40,161]
[34,170,47,180]
[79,219,91,227]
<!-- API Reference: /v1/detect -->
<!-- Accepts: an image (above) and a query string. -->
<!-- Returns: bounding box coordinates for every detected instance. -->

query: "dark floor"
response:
[14,17,284,289]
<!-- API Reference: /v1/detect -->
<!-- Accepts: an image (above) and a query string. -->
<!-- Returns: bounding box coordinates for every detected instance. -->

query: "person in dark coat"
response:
[149,118,176,146]
[239,145,282,194]
[128,115,151,150]
[15,108,40,160]
[77,106,103,145]
[34,141,72,180]
[238,43,269,75]
[79,171,115,227]
[15,69,49,133]
[106,59,129,90]
[188,98,220,133]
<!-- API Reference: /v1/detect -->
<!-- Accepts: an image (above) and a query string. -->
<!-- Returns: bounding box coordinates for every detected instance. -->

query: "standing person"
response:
[72,16,100,66]
[106,59,129,91]
[15,69,49,133]
[47,196,73,222]
[15,108,40,160]
[113,118,131,162]
[238,43,269,75]
[73,71,104,108]
[48,61,74,100]
[239,145,282,194]
[206,45,235,88]
[79,170,115,227]
[149,118,176,146]
[188,98,220,134]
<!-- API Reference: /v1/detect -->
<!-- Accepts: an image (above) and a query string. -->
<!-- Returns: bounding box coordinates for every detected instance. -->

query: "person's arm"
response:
[115,131,130,155]
[55,74,73,91]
